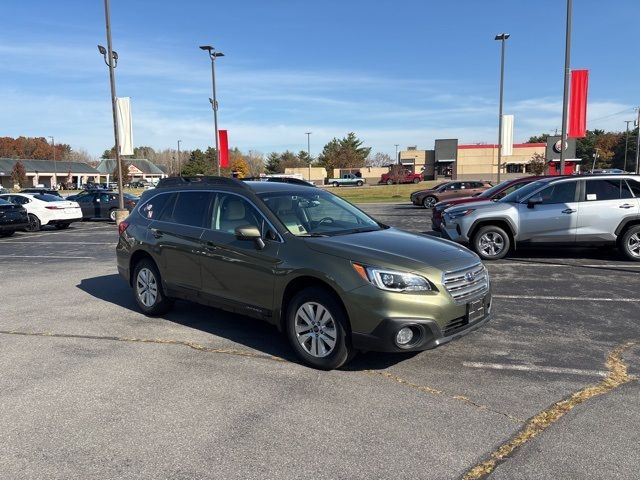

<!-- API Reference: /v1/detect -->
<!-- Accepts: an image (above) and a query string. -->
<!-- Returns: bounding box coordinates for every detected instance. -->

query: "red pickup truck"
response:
[380,169,423,185]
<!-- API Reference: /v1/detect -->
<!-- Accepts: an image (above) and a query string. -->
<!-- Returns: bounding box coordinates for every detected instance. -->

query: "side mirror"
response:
[235,225,265,249]
[527,195,543,209]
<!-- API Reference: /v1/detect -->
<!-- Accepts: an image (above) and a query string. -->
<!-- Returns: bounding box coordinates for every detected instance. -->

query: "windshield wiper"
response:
[300,233,328,237]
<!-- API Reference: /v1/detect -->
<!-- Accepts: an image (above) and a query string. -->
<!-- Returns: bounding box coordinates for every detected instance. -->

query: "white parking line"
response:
[0,241,115,245]
[493,294,640,302]
[491,262,640,268]
[0,255,96,259]
[462,361,607,377]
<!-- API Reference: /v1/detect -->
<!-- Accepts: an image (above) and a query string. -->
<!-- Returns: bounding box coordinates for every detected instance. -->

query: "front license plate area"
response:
[467,299,484,322]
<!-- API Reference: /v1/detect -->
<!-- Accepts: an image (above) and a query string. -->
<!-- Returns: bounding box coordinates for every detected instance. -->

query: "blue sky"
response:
[1,0,639,158]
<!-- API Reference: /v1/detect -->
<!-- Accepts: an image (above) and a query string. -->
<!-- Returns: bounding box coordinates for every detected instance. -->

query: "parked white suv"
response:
[441,175,640,261]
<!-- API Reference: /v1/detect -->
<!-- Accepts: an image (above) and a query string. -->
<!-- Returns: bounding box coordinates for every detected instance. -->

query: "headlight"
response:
[447,208,475,220]
[352,264,434,293]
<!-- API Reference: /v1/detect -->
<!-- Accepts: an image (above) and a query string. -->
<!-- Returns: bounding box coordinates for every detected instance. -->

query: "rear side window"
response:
[33,194,62,202]
[626,179,640,197]
[158,191,213,227]
[585,179,633,201]
[538,182,577,204]
[140,193,172,220]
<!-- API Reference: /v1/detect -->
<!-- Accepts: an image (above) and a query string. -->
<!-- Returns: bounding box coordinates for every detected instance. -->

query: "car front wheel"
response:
[133,259,174,316]
[620,225,640,261]
[473,225,510,260]
[332,182,339,187]
[286,287,353,370]
[422,196,437,208]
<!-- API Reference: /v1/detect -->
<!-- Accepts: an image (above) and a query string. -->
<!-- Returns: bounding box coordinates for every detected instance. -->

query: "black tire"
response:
[109,208,117,222]
[413,177,421,183]
[472,225,510,260]
[422,196,437,209]
[132,258,174,316]
[0,230,15,238]
[55,223,70,230]
[285,287,352,370]
[332,181,339,187]
[356,180,364,187]
[620,225,640,261]
[25,214,41,232]
[386,179,393,185]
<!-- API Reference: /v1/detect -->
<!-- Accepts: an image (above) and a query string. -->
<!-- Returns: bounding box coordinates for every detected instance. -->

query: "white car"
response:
[0,193,82,231]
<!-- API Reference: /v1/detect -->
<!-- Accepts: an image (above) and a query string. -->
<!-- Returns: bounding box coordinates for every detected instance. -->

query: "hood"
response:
[436,195,492,209]
[447,200,515,214]
[305,228,479,274]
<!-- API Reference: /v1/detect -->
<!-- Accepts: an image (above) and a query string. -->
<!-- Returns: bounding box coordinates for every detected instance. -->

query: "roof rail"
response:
[156,176,249,189]
[243,177,316,187]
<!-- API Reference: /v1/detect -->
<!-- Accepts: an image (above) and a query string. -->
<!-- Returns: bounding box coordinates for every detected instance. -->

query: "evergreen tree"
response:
[265,152,281,174]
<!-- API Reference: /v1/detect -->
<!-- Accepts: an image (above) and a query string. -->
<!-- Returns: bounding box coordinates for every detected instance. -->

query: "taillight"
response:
[126,200,136,207]
[118,221,130,235]
[45,205,64,210]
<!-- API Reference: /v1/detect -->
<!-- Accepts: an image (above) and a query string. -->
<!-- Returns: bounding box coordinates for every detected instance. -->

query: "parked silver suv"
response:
[441,175,640,261]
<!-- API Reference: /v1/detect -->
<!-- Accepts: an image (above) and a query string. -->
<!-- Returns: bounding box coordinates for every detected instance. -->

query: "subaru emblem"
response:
[465,272,475,282]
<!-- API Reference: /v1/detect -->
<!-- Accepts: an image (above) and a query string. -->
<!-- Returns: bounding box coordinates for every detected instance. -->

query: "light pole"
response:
[624,120,633,172]
[395,144,399,162]
[635,108,640,175]
[591,148,598,173]
[48,136,57,189]
[495,33,510,183]
[305,132,312,182]
[98,0,125,219]
[177,139,182,176]
[559,0,573,175]
[200,45,224,176]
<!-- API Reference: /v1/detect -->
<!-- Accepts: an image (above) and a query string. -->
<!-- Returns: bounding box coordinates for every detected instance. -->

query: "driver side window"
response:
[537,182,577,204]
[210,194,264,235]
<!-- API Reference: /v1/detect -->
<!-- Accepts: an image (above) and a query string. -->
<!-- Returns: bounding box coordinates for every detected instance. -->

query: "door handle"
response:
[561,208,577,214]
[619,204,635,209]
[150,228,163,238]
[204,241,217,252]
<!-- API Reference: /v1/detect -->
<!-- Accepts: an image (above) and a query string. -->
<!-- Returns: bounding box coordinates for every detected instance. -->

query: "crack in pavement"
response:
[461,341,639,480]
[364,370,524,424]
[0,330,287,363]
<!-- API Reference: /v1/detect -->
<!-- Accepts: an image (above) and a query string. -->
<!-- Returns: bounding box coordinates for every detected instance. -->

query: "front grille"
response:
[442,263,489,305]
[443,316,469,337]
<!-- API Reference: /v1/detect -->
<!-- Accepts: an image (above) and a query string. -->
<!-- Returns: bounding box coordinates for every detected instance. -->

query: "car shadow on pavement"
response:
[77,274,412,370]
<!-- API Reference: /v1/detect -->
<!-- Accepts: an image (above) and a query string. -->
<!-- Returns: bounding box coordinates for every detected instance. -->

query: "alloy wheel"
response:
[136,268,158,307]
[109,209,117,221]
[26,215,40,232]
[628,233,640,258]
[294,302,337,358]
[423,197,436,208]
[479,231,505,257]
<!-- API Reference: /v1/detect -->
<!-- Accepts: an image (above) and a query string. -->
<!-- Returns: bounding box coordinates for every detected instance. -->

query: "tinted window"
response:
[501,180,548,203]
[34,193,64,202]
[210,193,262,234]
[140,193,172,220]
[7,195,29,205]
[0,198,12,206]
[538,182,577,204]
[159,191,212,227]
[585,179,632,201]
[627,179,640,197]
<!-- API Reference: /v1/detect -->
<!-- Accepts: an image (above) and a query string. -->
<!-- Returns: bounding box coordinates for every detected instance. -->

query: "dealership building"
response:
[0,158,100,189]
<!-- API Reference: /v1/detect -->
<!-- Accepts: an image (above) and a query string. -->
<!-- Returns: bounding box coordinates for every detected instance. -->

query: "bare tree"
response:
[366,152,392,167]
[245,151,265,177]
[527,153,546,175]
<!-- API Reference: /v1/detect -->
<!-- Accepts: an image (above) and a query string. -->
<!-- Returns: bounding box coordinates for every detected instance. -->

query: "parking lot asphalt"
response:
[0,205,638,479]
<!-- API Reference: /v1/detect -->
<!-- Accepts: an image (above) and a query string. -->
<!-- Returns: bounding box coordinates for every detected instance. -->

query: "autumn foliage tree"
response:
[0,136,71,160]
[11,161,27,187]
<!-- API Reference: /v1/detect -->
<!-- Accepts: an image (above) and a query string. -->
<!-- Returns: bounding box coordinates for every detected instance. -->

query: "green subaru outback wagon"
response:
[116,177,491,369]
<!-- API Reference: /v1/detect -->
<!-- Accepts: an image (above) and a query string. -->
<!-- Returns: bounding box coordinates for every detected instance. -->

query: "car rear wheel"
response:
[386,179,393,185]
[473,225,510,260]
[332,181,339,187]
[25,214,41,232]
[413,177,421,183]
[286,287,352,370]
[422,196,437,208]
[109,208,117,222]
[620,225,640,261]
[133,259,174,316]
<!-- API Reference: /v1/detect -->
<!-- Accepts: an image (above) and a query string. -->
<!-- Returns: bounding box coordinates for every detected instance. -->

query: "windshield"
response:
[500,180,547,203]
[259,190,382,237]
[478,180,511,198]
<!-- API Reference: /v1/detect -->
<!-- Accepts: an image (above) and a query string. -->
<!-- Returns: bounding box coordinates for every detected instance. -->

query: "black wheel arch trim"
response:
[468,217,518,246]
[614,215,640,237]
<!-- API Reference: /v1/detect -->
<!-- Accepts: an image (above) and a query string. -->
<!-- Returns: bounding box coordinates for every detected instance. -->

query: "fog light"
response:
[396,327,414,346]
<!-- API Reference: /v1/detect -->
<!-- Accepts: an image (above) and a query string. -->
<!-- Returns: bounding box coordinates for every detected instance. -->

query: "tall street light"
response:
[48,136,57,189]
[559,0,573,175]
[623,120,633,172]
[177,139,182,176]
[395,144,399,162]
[495,33,510,183]
[98,0,125,219]
[200,45,224,176]
[305,132,312,182]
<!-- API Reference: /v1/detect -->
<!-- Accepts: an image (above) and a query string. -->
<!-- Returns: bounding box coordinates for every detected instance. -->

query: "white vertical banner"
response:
[501,114,514,156]
[116,97,134,156]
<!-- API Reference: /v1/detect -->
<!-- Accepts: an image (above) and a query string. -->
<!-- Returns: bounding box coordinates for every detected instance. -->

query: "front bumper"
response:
[352,311,492,353]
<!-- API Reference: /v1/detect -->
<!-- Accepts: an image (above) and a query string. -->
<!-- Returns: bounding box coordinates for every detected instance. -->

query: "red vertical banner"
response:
[218,130,229,168]
[568,69,589,138]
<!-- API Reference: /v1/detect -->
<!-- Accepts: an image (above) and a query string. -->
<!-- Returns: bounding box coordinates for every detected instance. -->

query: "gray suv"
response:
[441,175,640,261]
